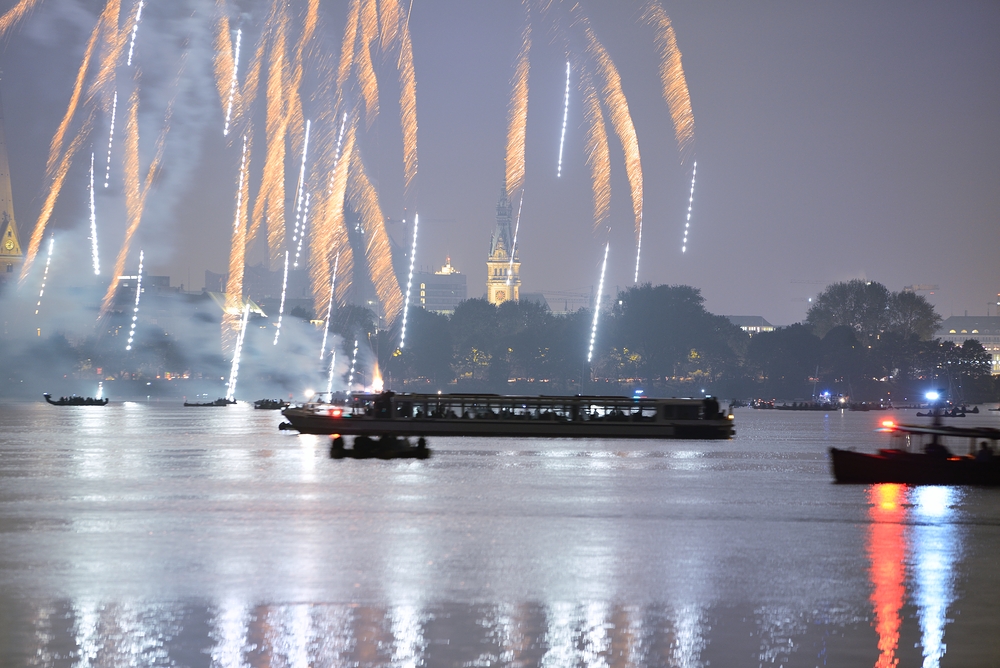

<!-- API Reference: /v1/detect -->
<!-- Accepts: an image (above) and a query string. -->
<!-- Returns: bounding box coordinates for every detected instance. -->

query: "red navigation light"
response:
[881,420,894,429]
[329,408,343,418]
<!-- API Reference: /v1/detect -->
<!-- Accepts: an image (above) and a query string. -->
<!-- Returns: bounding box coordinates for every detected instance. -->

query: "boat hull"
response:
[282,409,732,439]
[829,447,1000,485]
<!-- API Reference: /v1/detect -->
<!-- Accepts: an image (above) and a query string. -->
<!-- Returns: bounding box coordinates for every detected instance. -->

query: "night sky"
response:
[2,0,998,326]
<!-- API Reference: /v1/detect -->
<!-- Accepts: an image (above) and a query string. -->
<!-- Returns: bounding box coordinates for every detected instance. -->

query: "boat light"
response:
[926,391,940,401]
[329,408,343,418]
[881,420,894,429]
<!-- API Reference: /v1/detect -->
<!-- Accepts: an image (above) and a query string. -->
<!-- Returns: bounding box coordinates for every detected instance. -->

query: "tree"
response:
[806,280,890,341]
[745,323,820,398]
[887,291,941,340]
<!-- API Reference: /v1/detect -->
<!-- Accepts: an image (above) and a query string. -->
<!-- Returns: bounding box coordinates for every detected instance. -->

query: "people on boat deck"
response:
[925,441,952,458]
[976,441,994,462]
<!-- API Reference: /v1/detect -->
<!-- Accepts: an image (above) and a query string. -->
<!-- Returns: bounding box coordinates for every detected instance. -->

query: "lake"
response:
[1,402,998,667]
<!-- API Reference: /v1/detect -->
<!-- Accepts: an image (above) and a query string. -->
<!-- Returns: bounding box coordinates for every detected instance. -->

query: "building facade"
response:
[416,258,466,315]
[936,316,1000,375]
[486,180,520,305]
[726,316,776,336]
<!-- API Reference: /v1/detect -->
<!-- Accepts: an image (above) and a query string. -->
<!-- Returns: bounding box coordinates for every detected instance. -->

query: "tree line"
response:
[337,280,997,403]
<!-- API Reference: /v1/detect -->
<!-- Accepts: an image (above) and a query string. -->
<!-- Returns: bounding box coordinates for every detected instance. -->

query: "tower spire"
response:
[0,87,24,283]
[487,173,520,305]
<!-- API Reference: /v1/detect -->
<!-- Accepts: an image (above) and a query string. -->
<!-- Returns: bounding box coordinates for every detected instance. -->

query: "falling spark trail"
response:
[682,160,697,252]
[325,350,337,395]
[34,236,55,315]
[557,61,570,177]
[226,301,251,401]
[125,250,144,351]
[222,134,250,356]
[89,153,99,275]
[126,0,144,66]
[399,214,419,349]
[104,90,117,188]
[0,0,44,41]
[587,242,609,364]
[580,71,610,232]
[644,1,696,160]
[320,252,340,360]
[272,251,290,345]
[294,193,310,267]
[223,28,242,136]
[634,229,641,283]
[291,119,312,268]
[347,340,359,393]
[505,23,531,195]
[506,193,523,286]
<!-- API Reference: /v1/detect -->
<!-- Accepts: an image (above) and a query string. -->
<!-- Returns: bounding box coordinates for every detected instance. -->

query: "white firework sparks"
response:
[125,250,144,351]
[225,301,251,401]
[399,214,419,349]
[682,160,697,253]
[126,0,145,67]
[272,250,290,345]
[89,153,99,275]
[346,339,359,394]
[223,27,242,136]
[557,61,570,177]
[320,252,340,360]
[104,90,117,188]
[291,119,312,268]
[325,349,337,395]
[587,242,609,364]
[506,192,523,286]
[34,235,55,315]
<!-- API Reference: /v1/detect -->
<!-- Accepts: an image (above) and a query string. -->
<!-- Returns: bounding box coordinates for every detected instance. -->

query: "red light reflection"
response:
[867,483,907,668]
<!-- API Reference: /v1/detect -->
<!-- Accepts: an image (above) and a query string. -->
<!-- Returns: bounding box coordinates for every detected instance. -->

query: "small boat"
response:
[254,398,290,410]
[183,397,236,407]
[916,408,964,418]
[329,435,431,460]
[830,416,1000,485]
[43,393,108,406]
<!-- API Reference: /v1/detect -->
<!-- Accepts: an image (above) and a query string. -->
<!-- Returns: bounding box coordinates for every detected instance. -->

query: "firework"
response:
[126,0,145,67]
[100,89,169,318]
[347,339,359,393]
[644,1,695,161]
[89,153,100,275]
[272,250,290,345]
[557,61,570,177]
[398,19,418,193]
[335,0,361,103]
[580,69,610,233]
[125,250,144,351]
[223,133,250,353]
[225,301,251,401]
[291,119,312,268]
[357,0,380,127]
[506,192,523,286]
[0,0,43,41]
[311,120,355,316]
[505,23,530,195]
[682,160,697,253]
[103,90,117,187]
[34,236,54,316]
[587,242,609,364]
[294,193,311,268]
[348,155,403,323]
[320,252,340,361]
[325,349,337,395]
[582,23,643,279]
[399,214,419,349]
[223,28,242,136]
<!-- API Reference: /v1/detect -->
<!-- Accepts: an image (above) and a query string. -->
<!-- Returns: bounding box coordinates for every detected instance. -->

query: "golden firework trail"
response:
[309,118,354,319]
[0,0,44,41]
[225,134,250,312]
[643,1,695,161]
[284,0,318,161]
[397,17,418,193]
[100,88,169,318]
[379,0,403,53]
[348,153,403,323]
[222,27,242,136]
[505,22,531,196]
[335,0,361,104]
[88,0,126,105]
[582,23,643,281]
[356,0,380,128]
[580,68,610,233]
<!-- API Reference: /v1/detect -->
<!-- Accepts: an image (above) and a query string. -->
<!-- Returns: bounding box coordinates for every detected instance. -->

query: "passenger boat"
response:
[183,397,236,407]
[281,391,735,440]
[830,420,1000,485]
[43,393,108,406]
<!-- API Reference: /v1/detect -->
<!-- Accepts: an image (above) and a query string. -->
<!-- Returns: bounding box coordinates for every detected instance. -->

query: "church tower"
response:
[486,178,520,305]
[0,89,23,283]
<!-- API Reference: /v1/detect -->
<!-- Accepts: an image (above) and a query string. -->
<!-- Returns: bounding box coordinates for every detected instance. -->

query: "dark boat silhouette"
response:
[183,397,236,407]
[43,393,108,406]
[254,399,290,410]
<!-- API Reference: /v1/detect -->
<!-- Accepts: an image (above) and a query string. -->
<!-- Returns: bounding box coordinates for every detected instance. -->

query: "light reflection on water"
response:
[1,405,997,666]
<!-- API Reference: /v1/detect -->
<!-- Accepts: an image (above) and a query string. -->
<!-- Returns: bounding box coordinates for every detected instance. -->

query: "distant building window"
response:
[5,263,11,273]
[961,330,967,333]
[972,329,979,333]
[949,330,956,333]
